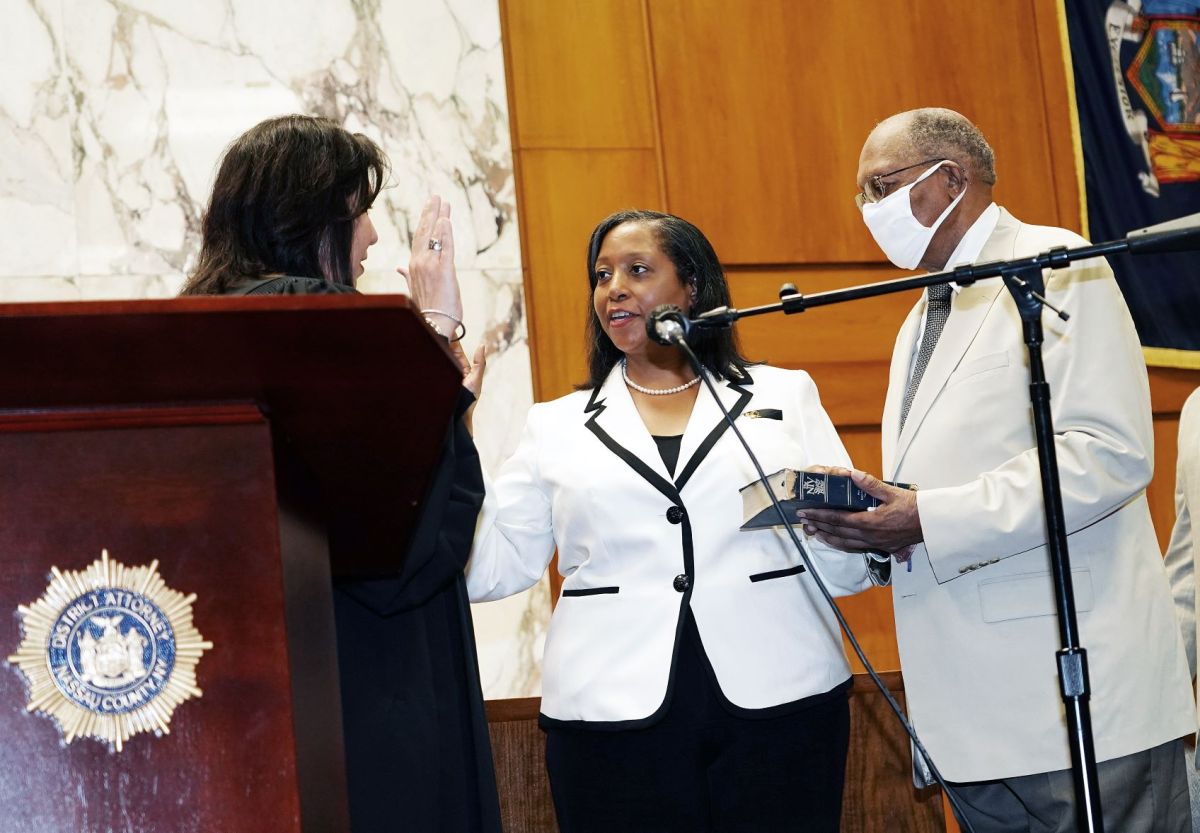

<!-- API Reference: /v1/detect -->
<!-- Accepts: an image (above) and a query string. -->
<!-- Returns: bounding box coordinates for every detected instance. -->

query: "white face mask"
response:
[860,160,965,270]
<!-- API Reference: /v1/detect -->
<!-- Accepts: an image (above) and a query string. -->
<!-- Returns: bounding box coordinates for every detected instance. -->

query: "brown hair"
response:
[181,115,388,295]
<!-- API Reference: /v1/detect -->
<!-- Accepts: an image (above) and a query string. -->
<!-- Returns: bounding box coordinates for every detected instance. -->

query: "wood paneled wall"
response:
[501,0,1200,678]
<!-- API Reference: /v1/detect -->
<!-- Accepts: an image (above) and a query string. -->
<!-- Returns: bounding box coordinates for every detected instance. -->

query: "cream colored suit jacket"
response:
[1165,387,1200,746]
[884,209,1194,782]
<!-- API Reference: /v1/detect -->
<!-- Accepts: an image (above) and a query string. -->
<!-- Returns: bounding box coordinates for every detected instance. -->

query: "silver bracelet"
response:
[421,308,466,342]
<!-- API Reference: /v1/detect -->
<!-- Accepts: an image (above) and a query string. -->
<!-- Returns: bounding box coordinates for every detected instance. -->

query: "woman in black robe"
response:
[180,114,501,833]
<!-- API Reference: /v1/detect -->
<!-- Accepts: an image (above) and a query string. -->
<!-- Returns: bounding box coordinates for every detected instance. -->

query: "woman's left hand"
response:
[459,343,487,434]
[465,340,489,403]
[455,341,487,400]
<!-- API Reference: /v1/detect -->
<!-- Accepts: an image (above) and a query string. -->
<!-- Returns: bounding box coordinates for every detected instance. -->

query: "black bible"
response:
[740,469,915,530]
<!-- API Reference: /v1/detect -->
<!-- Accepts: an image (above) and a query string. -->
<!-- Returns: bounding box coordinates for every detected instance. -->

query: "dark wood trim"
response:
[277,491,350,832]
[0,403,265,433]
[486,696,542,723]
[1149,366,1200,412]
[0,292,418,319]
[852,670,904,693]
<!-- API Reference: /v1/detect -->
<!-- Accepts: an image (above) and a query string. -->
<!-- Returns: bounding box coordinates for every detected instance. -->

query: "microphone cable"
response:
[669,334,978,833]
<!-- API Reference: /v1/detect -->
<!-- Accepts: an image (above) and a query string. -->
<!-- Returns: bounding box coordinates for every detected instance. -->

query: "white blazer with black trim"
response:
[466,364,875,726]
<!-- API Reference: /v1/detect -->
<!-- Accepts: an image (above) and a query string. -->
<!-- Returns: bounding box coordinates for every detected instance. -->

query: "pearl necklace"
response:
[621,359,700,396]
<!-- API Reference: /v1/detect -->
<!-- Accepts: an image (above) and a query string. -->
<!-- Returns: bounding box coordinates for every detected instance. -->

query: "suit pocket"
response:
[560,586,620,597]
[947,350,1009,388]
[749,564,806,583]
[978,569,1093,623]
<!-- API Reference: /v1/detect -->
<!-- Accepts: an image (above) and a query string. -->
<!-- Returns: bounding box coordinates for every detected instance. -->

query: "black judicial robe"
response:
[229,276,502,833]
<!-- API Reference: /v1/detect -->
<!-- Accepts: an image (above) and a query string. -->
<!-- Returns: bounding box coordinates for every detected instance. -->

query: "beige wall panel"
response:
[1031,0,1084,233]
[725,265,916,426]
[519,148,664,401]
[504,0,657,149]
[1150,367,1200,412]
[1152,414,1181,553]
[837,587,901,675]
[727,266,918,364]
[647,0,1068,264]
[835,426,902,673]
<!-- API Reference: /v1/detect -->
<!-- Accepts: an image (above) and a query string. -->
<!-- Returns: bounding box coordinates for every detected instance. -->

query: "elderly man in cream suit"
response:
[1165,387,1200,825]
[800,108,1195,833]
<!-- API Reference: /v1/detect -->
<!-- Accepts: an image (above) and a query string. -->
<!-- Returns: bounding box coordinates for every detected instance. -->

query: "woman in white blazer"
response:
[467,210,880,832]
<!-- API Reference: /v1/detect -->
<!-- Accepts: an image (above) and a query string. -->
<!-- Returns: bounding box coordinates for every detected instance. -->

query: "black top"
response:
[231,275,358,295]
[652,434,684,476]
[226,275,501,832]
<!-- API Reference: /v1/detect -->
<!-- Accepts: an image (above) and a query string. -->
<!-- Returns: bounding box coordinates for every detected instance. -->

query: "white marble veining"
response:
[0,0,547,699]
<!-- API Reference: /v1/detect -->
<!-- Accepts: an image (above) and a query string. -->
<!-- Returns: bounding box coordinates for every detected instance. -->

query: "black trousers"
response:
[544,611,850,833]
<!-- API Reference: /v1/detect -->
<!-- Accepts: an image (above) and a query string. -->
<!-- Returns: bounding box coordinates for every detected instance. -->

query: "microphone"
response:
[646,304,690,346]
[1126,212,1200,255]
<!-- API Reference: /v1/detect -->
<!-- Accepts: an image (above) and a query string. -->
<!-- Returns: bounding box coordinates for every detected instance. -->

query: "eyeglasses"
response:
[854,158,945,209]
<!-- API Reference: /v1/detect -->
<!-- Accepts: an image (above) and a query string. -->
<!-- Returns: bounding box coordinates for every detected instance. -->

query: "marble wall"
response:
[0,0,548,699]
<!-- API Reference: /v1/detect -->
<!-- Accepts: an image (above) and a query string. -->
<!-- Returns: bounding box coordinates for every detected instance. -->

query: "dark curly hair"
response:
[582,210,755,389]
[181,114,388,295]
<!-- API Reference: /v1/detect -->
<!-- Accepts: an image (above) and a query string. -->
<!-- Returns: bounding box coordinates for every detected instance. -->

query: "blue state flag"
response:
[1065,0,1200,367]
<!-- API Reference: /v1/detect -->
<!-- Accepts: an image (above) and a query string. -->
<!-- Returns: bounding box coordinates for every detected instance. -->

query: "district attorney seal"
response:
[7,550,212,751]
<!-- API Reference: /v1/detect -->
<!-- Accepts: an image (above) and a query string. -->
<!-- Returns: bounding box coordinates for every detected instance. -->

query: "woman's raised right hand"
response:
[401,195,463,334]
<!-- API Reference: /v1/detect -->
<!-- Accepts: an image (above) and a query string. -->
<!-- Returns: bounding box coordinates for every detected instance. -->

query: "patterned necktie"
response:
[899,283,952,431]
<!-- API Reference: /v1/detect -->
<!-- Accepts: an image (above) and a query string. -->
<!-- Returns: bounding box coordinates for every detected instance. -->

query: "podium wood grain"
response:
[0,412,308,832]
[0,296,462,832]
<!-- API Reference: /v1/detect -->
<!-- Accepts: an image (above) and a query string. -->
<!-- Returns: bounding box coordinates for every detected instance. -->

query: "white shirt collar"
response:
[936,202,1000,295]
[905,202,1001,385]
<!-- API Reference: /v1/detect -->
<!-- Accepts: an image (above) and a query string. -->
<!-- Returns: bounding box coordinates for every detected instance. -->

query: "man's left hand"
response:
[798,467,923,554]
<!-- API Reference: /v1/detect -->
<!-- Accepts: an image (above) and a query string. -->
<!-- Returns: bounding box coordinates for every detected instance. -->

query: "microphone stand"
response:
[685,220,1197,833]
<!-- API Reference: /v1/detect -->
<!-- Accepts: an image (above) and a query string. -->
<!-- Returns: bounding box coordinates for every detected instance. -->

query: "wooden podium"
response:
[0,295,461,833]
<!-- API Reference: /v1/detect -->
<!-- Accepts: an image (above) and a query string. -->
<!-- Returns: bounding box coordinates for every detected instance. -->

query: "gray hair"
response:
[905,108,997,185]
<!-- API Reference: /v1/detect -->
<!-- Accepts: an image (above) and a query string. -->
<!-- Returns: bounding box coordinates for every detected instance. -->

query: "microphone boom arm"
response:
[689,216,1198,331]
